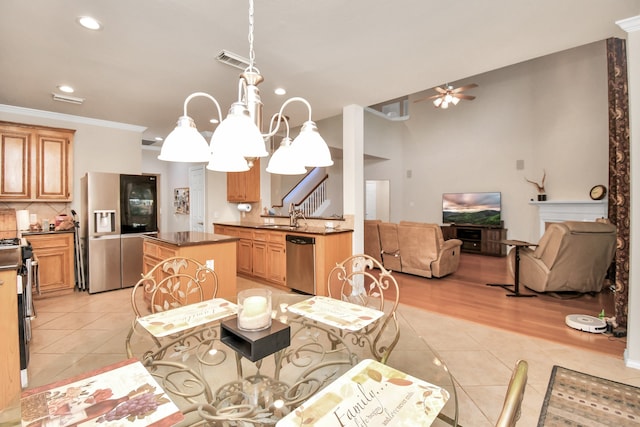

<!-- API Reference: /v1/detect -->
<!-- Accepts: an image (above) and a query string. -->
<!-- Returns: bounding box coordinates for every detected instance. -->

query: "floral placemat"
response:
[137,298,237,337]
[276,358,449,426]
[21,358,183,426]
[286,296,384,331]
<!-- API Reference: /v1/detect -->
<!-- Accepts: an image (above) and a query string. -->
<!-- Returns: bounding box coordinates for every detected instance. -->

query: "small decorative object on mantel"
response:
[526,169,547,201]
[590,184,607,200]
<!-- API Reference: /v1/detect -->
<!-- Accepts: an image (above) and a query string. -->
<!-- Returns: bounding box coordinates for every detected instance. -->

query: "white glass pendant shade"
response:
[208,102,268,172]
[214,102,268,158]
[433,97,443,107]
[207,132,250,172]
[291,121,334,167]
[266,137,307,175]
[158,116,210,162]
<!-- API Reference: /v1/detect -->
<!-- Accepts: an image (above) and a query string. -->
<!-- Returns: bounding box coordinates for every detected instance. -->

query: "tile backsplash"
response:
[0,202,72,229]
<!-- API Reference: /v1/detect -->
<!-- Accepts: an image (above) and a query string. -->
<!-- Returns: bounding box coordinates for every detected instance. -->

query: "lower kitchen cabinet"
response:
[214,223,352,295]
[142,234,237,301]
[26,232,75,297]
[0,268,20,410]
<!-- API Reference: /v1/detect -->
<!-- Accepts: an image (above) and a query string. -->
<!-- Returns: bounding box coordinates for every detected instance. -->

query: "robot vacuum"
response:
[565,314,607,333]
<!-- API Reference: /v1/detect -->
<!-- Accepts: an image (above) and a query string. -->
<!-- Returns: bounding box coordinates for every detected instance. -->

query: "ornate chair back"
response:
[327,254,400,364]
[126,256,218,358]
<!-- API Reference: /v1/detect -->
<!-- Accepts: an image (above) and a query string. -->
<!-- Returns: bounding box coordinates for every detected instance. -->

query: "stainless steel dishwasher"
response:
[286,235,316,294]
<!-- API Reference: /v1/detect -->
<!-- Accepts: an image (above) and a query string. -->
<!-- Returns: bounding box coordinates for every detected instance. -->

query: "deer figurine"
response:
[526,170,546,200]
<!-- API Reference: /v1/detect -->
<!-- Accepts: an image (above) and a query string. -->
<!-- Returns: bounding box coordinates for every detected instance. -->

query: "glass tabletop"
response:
[127,292,458,426]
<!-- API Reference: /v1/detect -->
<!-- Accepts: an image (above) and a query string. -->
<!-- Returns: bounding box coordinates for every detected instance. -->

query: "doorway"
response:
[365,180,390,221]
[189,166,205,232]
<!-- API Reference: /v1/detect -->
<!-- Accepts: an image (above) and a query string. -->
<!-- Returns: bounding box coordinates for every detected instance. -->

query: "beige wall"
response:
[365,40,609,243]
[0,105,144,224]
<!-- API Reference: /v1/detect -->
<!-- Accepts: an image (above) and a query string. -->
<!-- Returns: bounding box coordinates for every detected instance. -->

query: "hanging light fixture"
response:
[158,0,333,174]
[428,83,478,109]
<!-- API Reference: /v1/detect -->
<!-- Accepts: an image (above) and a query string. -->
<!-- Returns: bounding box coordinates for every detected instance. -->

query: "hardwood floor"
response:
[390,253,626,358]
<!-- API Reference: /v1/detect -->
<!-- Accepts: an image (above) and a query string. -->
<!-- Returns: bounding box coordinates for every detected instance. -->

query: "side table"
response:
[487,239,538,297]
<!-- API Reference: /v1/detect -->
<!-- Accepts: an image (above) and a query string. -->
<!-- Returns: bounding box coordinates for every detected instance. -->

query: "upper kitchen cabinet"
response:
[0,122,74,201]
[227,159,260,202]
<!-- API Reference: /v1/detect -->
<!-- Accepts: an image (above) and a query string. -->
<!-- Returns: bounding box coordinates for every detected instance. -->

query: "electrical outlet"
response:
[206,259,214,270]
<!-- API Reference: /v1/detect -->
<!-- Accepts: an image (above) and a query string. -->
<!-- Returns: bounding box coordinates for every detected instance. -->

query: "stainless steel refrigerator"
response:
[81,172,158,293]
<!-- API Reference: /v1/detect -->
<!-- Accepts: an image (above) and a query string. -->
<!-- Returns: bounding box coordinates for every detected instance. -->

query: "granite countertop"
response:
[214,221,353,235]
[145,231,239,247]
[21,230,75,236]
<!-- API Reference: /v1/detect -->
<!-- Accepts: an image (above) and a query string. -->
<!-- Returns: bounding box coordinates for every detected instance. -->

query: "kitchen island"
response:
[142,232,238,300]
[214,222,353,295]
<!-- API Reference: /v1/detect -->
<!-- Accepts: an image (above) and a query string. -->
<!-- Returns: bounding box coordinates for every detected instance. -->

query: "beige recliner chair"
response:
[510,221,616,293]
[364,219,383,264]
[398,221,463,278]
[378,222,402,271]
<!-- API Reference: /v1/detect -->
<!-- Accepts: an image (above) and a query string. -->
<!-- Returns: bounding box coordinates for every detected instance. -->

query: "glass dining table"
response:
[127,292,459,426]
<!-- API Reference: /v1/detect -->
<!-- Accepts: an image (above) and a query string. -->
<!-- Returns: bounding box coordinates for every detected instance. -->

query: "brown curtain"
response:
[606,38,630,327]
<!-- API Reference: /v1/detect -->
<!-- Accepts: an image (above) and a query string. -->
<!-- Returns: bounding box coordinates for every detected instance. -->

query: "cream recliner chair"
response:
[364,219,383,264]
[510,221,616,293]
[397,221,463,278]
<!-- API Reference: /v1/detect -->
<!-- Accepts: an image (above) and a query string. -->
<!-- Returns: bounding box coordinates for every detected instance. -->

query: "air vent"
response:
[216,50,251,70]
[52,93,85,104]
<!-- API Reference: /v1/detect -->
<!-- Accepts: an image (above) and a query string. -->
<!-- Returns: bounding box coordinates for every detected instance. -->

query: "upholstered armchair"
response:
[378,222,402,271]
[510,221,616,293]
[364,219,383,264]
[398,221,463,278]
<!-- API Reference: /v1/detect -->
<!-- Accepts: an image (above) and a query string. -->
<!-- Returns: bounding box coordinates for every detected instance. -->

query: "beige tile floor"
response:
[26,276,640,426]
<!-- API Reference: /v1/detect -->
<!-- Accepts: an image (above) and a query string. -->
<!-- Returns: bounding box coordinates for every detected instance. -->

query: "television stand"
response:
[441,225,507,256]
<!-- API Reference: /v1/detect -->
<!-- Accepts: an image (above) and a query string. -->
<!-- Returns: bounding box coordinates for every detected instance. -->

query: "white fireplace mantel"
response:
[529,200,608,238]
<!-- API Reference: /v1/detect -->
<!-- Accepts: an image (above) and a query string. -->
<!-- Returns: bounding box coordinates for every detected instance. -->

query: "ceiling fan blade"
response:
[413,94,441,103]
[434,86,448,94]
[454,94,476,100]
[451,83,478,93]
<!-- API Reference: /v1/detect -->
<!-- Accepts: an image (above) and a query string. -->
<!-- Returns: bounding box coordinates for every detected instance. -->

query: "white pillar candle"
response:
[243,296,268,317]
[237,289,272,331]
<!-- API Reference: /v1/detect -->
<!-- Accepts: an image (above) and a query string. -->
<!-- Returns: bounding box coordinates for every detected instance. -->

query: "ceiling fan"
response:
[414,83,478,109]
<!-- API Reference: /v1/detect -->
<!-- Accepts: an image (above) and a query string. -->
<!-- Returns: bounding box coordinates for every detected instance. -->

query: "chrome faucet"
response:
[289,203,305,228]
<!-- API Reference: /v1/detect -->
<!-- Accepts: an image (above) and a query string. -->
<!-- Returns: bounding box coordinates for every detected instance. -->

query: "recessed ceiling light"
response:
[274,88,286,96]
[77,16,102,30]
[57,85,74,93]
[210,118,219,124]
[154,137,163,141]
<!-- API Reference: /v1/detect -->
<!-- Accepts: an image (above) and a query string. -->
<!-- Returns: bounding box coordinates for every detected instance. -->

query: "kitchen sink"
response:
[260,224,298,230]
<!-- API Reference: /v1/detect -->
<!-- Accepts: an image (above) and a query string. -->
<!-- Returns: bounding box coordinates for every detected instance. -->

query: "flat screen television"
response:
[442,192,502,226]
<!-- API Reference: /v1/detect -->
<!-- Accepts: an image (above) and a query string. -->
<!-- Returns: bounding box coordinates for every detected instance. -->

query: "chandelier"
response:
[158,0,333,175]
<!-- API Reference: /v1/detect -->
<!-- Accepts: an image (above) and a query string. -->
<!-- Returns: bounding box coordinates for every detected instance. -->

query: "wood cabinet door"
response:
[0,126,31,200]
[252,240,268,279]
[29,233,74,295]
[266,242,286,285]
[226,159,260,202]
[36,130,72,200]
[237,239,253,275]
[481,228,507,256]
[0,269,20,409]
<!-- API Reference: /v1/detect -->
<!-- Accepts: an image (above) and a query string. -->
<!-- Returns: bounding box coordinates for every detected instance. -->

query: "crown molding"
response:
[616,15,640,33]
[0,104,146,133]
